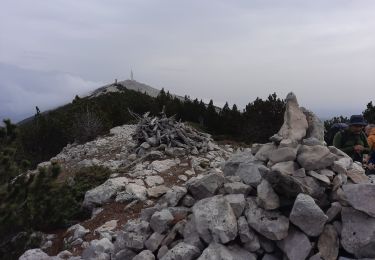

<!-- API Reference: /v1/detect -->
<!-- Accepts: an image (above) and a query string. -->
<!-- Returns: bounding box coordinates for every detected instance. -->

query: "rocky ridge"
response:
[20,92,375,260]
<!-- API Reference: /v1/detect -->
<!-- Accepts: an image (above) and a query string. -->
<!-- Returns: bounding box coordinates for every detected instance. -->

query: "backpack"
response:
[325,123,348,146]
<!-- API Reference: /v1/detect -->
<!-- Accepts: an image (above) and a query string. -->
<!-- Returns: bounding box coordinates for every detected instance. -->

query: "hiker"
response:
[365,124,375,174]
[333,115,370,162]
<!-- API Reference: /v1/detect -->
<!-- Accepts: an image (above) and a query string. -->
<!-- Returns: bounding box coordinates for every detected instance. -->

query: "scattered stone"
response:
[245,198,289,241]
[159,186,187,207]
[187,173,226,200]
[198,243,257,260]
[150,209,174,234]
[126,183,147,201]
[318,224,339,260]
[145,175,164,187]
[67,224,90,241]
[83,177,129,209]
[117,220,151,251]
[178,175,188,181]
[276,227,312,260]
[19,249,50,260]
[133,250,155,260]
[95,220,117,235]
[160,242,200,260]
[148,159,179,173]
[224,182,252,195]
[147,185,170,198]
[289,193,328,237]
[257,179,280,210]
[193,195,238,244]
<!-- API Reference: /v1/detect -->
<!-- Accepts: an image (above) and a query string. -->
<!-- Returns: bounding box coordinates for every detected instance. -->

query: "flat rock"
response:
[268,147,297,163]
[289,193,328,237]
[332,157,352,175]
[270,161,299,175]
[224,182,251,195]
[187,173,225,200]
[276,227,312,260]
[257,179,280,210]
[245,198,289,240]
[341,207,375,258]
[326,202,342,222]
[147,185,170,198]
[343,184,375,217]
[197,243,257,260]
[126,183,147,201]
[307,170,331,185]
[318,224,339,260]
[192,195,238,244]
[160,242,200,260]
[145,176,164,187]
[254,143,277,162]
[297,145,337,171]
[83,177,129,209]
[148,159,178,173]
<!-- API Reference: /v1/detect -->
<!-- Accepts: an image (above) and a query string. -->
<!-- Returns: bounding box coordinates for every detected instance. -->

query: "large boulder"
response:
[150,209,174,234]
[192,195,238,244]
[197,243,257,260]
[83,177,129,209]
[223,150,255,175]
[341,207,375,258]
[289,193,328,237]
[343,184,375,217]
[229,162,264,187]
[276,227,312,260]
[245,198,289,241]
[268,147,298,164]
[301,107,324,143]
[297,145,337,171]
[115,220,151,251]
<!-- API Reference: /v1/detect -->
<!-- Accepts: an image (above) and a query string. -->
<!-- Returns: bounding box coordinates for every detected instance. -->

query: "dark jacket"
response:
[333,130,370,161]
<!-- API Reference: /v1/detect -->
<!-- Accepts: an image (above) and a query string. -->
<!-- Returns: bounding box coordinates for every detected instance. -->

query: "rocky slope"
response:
[20,93,375,260]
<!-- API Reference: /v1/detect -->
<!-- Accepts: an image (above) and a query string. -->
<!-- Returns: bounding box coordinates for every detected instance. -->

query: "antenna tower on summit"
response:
[130,69,134,81]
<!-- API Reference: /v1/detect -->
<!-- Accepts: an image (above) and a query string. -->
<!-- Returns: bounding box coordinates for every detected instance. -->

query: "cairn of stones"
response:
[90,92,373,260]
[131,110,212,156]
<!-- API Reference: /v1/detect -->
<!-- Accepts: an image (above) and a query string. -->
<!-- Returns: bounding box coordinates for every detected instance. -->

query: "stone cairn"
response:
[21,93,375,259]
[130,110,213,157]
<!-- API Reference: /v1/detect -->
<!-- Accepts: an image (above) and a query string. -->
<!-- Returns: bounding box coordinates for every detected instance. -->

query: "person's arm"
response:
[333,132,353,154]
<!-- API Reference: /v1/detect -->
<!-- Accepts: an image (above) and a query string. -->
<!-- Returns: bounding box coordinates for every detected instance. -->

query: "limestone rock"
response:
[307,170,331,185]
[159,186,187,207]
[257,179,280,210]
[237,216,260,252]
[197,243,257,260]
[245,198,289,240]
[343,184,375,217]
[224,194,246,218]
[126,183,147,201]
[19,249,50,260]
[270,161,299,175]
[160,242,200,260]
[317,224,339,260]
[254,143,277,162]
[268,147,297,164]
[224,182,252,195]
[83,177,129,209]
[301,107,324,143]
[297,145,337,171]
[187,173,226,200]
[275,92,308,143]
[145,176,164,187]
[133,250,155,260]
[147,185,170,198]
[223,150,256,175]
[150,209,174,234]
[326,202,342,222]
[192,195,238,244]
[289,193,328,237]
[341,207,375,258]
[276,227,312,260]
[145,232,166,252]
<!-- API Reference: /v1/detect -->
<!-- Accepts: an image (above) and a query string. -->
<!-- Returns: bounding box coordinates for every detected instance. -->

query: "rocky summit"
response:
[20,92,375,260]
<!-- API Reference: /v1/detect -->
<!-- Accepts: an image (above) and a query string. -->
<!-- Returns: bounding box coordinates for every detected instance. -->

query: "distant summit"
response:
[90,79,170,99]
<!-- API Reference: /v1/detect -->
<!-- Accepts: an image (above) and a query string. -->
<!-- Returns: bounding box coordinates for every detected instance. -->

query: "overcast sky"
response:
[1,0,375,122]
